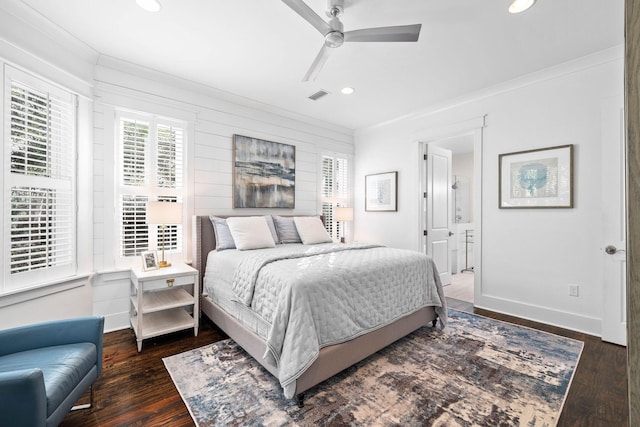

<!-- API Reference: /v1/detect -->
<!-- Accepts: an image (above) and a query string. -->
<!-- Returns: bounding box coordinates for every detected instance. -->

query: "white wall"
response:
[354,47,623,335]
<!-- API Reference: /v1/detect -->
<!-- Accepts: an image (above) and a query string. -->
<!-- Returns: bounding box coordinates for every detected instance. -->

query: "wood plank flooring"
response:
[443,272,474,302]
[60,305,628,426]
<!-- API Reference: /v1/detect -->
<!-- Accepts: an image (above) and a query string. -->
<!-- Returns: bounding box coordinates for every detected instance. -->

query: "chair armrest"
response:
[0,317,104,374]
[0,368,47,427]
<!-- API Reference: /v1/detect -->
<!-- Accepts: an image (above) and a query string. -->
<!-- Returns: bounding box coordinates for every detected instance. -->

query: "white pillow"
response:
[226,217,276,250]
[294,216,333,245]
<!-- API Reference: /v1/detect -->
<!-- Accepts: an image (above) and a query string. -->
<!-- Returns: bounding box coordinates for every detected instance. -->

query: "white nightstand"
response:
[130,263,199,352]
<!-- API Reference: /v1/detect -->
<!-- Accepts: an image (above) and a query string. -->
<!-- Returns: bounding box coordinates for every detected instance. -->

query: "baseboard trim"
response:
[103,312,131,333]
[474,294,601,337]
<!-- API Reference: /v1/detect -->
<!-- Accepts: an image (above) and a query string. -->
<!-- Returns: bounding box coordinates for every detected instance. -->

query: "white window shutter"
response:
[121,119,148,187]
[120,195,149,257]
[320,154,350,241]
[5,69,77,290]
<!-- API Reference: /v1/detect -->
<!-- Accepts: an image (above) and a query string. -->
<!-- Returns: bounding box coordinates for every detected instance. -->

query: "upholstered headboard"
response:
[192,215,216,292]
[191,215,325,293]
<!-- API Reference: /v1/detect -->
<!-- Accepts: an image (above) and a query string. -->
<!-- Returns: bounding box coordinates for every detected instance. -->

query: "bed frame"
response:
[191,215,438,406]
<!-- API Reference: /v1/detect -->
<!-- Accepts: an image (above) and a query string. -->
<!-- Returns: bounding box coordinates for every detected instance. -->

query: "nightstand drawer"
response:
[141,274,195,291]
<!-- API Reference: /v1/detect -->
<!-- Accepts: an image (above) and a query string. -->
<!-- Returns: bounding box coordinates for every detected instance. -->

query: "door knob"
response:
[605,245,625,255]
[448,231,454,236]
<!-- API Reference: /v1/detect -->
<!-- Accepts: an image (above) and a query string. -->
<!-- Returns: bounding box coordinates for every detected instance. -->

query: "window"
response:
[320,153,351,241]
[116,112,185,261]
[3,67,77,291]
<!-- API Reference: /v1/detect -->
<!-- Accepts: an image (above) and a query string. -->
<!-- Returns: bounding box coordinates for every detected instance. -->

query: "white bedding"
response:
[203,243,447,398]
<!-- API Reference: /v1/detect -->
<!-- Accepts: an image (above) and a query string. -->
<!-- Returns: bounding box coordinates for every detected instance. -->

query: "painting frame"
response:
[499,144,573,209]
[140,250,158,271]
[232,134,296,209]
[365,171,398,212]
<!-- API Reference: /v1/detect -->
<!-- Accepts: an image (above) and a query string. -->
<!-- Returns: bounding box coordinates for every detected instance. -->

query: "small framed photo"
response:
[141,251,159,271]
[365,171,398,212]
[499,144,573,209]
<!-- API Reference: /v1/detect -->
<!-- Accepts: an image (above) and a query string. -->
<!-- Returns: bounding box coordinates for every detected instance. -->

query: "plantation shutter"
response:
[122,119,148,186]
[320,154,350,241]
[117,114,185,259]
[119,118,149,257]
[157,124,183,189]
[5,68,77,289]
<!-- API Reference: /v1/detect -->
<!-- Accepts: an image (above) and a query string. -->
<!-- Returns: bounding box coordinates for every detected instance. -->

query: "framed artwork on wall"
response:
[365,171,398,212]
[499,144,573,208]
[232,134,296,208]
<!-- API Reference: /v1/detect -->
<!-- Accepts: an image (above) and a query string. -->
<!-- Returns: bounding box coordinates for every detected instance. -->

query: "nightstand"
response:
[130,263,199,352]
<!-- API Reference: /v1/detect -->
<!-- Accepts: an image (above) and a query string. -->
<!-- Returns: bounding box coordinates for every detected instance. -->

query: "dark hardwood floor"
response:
[61,303,628,426]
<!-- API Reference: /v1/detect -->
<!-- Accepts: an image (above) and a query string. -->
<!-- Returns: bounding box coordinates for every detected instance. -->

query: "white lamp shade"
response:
[335,207,354,222]
[147,201,183,224]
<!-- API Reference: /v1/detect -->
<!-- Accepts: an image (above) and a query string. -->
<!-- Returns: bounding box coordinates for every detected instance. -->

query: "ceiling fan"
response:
[282,0,422,82]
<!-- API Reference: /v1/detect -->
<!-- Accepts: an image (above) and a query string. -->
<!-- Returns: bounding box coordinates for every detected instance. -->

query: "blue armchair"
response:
[0,316,104,427]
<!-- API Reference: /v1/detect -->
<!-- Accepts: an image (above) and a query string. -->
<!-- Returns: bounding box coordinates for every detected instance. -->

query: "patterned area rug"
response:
[163,310,583,426]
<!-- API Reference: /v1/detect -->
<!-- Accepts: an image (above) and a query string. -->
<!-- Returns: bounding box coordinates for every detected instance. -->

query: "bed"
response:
[191,214,447,405]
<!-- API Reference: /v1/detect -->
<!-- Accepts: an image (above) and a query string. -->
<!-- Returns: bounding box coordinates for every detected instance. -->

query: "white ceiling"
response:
[18,0,623,130]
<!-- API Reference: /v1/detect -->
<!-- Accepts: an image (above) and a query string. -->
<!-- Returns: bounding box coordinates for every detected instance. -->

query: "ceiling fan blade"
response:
[302,45,332,82]
[344,24,422,42]
[282,0,332,36]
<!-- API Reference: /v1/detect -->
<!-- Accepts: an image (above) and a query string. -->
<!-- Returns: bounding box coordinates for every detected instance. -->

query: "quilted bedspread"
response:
[230,243,447,399]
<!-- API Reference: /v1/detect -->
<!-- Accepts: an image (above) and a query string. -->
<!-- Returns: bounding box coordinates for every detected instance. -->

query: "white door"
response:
[425,144,453,285]
[601,96,626,346]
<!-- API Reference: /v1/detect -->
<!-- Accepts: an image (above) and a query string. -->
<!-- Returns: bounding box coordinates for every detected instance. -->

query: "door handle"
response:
[448,231,454,236]
[605,245,626,255]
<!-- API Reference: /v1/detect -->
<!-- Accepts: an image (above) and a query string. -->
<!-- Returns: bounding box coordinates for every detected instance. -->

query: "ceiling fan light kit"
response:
[509,0,537,14]
[282,0,422,82]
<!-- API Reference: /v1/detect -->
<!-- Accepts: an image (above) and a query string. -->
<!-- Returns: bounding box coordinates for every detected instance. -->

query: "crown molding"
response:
[366,44,624,131]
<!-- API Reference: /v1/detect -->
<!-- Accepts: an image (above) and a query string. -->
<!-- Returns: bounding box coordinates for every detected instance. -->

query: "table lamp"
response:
[147,201,183,268]
[335,207,354,243]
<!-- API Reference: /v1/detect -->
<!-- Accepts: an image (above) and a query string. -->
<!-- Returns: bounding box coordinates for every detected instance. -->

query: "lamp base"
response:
[158,260,171,268]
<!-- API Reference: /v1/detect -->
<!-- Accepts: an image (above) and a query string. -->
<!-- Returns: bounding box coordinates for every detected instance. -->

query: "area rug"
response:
[163,309,583,426]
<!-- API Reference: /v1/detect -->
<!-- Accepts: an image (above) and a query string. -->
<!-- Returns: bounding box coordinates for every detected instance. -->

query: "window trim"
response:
[113,109,187,268]
[2,65,79,294]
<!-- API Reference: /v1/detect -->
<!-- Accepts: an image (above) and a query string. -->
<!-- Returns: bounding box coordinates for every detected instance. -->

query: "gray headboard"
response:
[191,215,325,293]
[192,215,216,292]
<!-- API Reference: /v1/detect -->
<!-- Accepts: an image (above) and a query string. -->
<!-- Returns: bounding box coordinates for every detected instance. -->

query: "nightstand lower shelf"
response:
[130,308,197,351]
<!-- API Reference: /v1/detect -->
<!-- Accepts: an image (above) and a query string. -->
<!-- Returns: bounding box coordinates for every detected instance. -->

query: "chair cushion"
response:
[0,343,96,417]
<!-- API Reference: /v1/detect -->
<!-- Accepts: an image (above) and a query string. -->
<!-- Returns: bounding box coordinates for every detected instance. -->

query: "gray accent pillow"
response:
[272,215,302,244]
[209,216,236,251]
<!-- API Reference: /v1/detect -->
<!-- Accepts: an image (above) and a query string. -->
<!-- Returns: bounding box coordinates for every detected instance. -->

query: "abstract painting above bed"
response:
[232,134,295,209]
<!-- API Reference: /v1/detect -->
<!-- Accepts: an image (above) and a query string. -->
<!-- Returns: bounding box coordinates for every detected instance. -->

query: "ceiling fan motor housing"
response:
[325,17,344,47]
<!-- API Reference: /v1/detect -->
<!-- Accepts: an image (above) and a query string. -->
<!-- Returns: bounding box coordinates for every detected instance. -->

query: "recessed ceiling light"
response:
[341,87,355,95]
[508,0,536,14]
[136,0,161,12]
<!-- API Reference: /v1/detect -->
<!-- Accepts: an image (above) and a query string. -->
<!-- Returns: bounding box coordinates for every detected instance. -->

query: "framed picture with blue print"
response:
[499,144,573,208]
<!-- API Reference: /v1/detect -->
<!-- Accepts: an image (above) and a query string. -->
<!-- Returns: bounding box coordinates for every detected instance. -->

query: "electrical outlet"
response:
[568,284,579,297]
